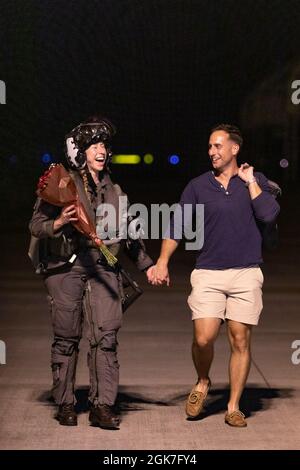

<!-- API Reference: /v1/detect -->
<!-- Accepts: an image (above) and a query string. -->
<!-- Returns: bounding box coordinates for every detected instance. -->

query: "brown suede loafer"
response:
[225,410,247,427]
[185,378,211,418]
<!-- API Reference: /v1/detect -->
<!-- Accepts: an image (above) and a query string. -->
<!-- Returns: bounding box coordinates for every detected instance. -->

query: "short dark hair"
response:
[211,123,243,149]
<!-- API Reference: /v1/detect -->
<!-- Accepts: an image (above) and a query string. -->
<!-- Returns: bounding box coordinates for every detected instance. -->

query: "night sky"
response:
[0,0,300,225]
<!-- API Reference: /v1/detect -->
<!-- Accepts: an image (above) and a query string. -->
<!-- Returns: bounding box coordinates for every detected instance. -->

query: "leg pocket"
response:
[89,275,123,331]
[51,299,83,338]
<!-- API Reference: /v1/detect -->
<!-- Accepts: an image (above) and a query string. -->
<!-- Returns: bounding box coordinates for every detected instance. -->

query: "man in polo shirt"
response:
[149,124,280,427]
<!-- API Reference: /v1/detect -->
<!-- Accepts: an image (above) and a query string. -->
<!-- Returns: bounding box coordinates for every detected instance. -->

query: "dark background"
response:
[0,0,300,230]
[1,3,300,453]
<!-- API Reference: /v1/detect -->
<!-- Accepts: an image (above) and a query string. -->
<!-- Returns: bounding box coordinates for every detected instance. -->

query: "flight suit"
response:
[29,171,152,406]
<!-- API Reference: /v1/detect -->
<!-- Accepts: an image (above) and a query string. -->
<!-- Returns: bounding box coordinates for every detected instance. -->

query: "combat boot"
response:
[56,403,78,426]
[89,404,120,429]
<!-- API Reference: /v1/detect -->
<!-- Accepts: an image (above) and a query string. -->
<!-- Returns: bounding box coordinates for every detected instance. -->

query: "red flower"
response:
[37,164,117,266]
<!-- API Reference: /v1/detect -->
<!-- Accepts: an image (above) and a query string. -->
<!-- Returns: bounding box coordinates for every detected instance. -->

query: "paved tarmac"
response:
[0,190,299,450]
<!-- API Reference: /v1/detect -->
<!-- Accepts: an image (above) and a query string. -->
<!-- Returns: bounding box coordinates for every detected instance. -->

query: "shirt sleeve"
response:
[251,172,280,223]
[120,188,154,272]
[29,198,63,239]
[124,237,154,271]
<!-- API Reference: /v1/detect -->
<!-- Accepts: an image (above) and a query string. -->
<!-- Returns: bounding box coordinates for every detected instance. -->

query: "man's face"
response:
[208,130,239,171]
[85,142,107,173]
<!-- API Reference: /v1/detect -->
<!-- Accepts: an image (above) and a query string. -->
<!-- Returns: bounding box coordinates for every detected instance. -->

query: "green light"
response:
[143,153,154,164]
[112,154,141,164]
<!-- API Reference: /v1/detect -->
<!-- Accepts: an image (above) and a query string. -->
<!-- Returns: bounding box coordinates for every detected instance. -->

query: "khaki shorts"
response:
[187,267,264,326]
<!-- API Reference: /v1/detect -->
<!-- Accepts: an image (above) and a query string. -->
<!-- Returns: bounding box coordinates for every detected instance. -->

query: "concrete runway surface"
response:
[0,192,299,450]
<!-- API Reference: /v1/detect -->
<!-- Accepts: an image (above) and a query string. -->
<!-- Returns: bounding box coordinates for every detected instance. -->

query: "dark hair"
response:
[211,123,243,149]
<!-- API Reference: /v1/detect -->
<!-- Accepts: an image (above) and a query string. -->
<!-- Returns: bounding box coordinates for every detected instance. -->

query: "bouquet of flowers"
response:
[36,163,118,267]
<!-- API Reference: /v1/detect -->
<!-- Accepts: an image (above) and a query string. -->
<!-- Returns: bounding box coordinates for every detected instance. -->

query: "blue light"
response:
[41,153,52,164]
[169,154,180,165]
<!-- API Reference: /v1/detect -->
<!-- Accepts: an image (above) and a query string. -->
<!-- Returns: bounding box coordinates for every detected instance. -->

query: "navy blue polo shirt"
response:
[170,171,280,269]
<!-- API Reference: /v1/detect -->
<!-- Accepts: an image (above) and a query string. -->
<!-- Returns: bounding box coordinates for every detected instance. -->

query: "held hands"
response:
[54,204,78,231]
[146,261,170,286]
